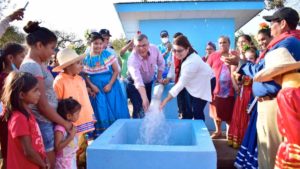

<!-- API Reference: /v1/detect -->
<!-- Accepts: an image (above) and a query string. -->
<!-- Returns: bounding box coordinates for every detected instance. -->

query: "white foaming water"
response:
[137,84,171,145]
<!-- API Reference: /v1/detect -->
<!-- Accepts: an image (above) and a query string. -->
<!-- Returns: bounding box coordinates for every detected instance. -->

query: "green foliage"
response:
[0,26,25,48]
[54,30,77,48]
[54,30,87,55]
[265,0,285,9]
[84,29,91,42]
[69,43,87,55]
[111,37,127,57]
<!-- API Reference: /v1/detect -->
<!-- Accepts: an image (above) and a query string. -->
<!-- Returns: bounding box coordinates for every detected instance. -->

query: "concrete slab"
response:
[211,134,238,169]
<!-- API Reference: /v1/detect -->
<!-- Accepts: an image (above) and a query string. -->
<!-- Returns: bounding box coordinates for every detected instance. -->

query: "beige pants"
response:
[257,99,283,169]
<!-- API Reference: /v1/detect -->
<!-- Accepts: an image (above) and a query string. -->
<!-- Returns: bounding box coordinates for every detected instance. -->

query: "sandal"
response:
[211,132,222,139]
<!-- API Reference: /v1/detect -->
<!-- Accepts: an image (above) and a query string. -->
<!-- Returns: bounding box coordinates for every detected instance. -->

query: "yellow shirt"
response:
[53,73,95,134]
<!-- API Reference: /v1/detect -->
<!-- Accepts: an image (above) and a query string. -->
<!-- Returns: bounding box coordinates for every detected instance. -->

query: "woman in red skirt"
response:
[228,45,258,148]
[207,36,238,139]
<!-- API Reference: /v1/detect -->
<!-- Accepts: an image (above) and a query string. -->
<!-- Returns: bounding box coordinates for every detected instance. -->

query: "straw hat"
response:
[53,48,85,72]
[254,48,300,82]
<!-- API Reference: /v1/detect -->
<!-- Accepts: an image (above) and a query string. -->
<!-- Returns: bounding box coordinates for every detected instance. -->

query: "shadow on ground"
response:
[211,133,238,169]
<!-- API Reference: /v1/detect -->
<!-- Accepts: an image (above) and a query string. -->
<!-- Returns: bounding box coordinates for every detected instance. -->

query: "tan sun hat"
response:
[53,48,85,72]
[254,47,300,82]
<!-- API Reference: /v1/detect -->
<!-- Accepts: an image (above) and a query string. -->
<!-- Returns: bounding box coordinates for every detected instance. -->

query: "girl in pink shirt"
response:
[55,98,80,169]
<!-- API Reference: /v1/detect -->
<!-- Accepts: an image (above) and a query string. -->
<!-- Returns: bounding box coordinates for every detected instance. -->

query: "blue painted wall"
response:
[140,18,235,57]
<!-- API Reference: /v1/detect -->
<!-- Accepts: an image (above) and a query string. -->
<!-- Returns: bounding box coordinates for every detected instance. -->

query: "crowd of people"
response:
[0,6,300,169]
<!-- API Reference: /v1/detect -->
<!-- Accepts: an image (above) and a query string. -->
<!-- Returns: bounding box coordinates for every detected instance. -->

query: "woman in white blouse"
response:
[160,35,214,120]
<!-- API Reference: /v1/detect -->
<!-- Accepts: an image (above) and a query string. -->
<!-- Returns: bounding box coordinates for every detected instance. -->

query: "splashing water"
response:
[137,84,171,145]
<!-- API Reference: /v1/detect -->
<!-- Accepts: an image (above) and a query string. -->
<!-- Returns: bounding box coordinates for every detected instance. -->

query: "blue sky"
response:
[3,0,299,40]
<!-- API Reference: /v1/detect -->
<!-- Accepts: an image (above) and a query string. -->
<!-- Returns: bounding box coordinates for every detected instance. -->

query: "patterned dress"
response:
[211,63,235,122]
[83,50,129,137]
[228,76,252,148]
[207,51,237,123]
[234,104,258,169]
[275,87,300,169]
[55,125,78,169]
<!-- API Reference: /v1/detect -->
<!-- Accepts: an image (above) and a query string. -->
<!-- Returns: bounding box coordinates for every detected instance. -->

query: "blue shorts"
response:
[37,120,54,152]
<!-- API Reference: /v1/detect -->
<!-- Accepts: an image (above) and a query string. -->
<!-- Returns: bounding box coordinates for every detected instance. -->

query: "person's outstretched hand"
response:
[142,96,150,112]
[162,78,170,85]
[160,99,168,111]
[8,8,25,21]
[222,54,240,66]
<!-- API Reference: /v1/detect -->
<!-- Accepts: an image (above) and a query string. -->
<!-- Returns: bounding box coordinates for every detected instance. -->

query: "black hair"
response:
[245,46,259,59]
[57,97,81,120]
[173,35,197,57]
[87,32,103,45]
[134,34,148,42]
[1,72,38,120]
[0,42,25,72]
[173,32,183,39]
[238,34,252,44]
[23,21,57,46]
[207,41,216,50]
[219,36,231,45]
[258,28,271,38]
[287,22,298,30]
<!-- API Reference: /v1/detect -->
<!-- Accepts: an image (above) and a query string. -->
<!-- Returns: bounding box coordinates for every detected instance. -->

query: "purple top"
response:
[127,44,165,88]
[217,64,232,98]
